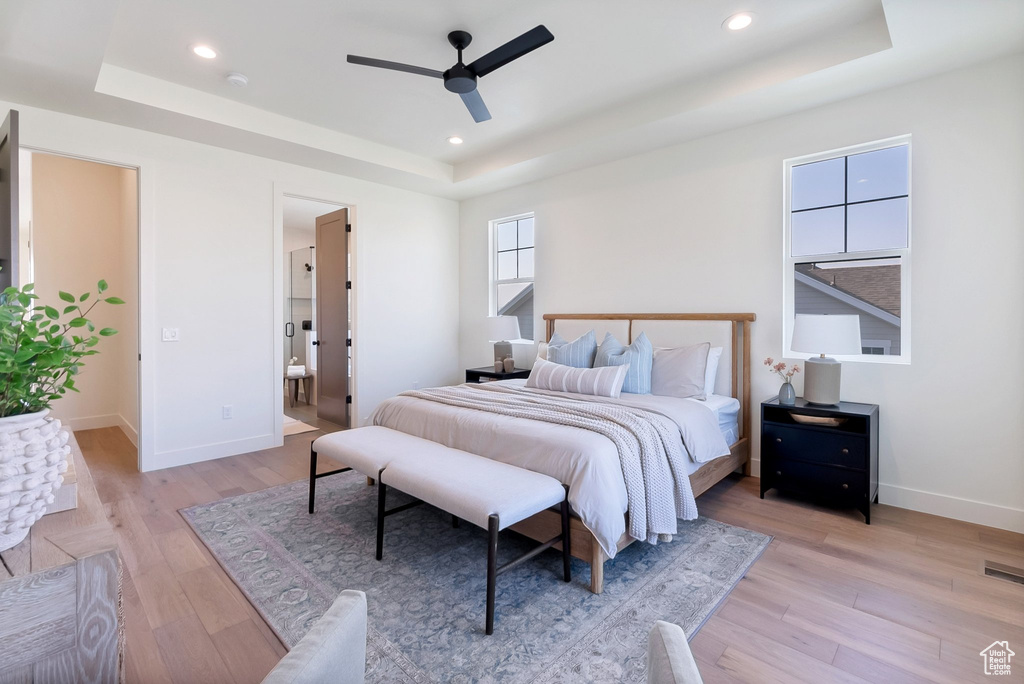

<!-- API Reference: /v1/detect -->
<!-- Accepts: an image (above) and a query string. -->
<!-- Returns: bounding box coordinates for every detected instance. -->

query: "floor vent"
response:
[984,560,1024,585]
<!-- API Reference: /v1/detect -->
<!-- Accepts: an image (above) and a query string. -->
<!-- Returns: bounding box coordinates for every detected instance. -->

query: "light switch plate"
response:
[162,327,180,342]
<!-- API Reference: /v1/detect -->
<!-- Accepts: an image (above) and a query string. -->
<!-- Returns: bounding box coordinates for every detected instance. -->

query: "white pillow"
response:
[704,346,723,398]
[526,358,628,398]
[651,343,710,400]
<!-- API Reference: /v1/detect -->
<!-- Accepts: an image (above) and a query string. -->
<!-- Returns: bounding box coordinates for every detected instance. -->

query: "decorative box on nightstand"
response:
[760,397,879,523]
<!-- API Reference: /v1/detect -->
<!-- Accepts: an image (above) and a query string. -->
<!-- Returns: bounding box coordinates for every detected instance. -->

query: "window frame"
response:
[782,135,912,365]
[489,211,535,341]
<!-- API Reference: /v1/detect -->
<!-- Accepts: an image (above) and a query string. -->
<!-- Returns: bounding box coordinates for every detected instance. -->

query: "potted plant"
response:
[0,280,122,551]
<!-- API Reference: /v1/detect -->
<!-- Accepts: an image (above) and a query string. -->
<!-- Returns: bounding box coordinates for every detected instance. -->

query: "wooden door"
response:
[0,110,18,289]
[315,208,350,427]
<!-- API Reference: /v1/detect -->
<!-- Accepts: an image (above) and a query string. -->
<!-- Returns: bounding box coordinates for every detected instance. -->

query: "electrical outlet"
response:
[222,405,233,419]
[412,380,420,389]
[162,327,180,342]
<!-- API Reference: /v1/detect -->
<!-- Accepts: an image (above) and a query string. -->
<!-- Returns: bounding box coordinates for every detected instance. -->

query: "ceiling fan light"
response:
[724,13,753,31]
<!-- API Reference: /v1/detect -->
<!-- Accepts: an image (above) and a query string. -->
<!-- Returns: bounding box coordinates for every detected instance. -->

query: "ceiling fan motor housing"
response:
[443,63,478,93]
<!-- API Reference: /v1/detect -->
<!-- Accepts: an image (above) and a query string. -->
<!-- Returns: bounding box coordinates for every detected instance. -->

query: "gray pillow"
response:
[547,330,598,368]
[651,343,710,400]
[594,331,653,394]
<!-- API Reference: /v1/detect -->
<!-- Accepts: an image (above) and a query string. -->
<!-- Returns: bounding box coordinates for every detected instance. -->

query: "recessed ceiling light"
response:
[724,13,754,31]
[191,44,217,59]
[447,136,464,145]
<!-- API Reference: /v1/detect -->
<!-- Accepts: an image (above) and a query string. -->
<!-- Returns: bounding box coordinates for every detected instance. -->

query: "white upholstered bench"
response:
[309,426,572,635]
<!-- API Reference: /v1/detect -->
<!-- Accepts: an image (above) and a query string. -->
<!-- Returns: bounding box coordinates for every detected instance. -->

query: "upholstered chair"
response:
[647,620,704,684]
[261,590,367,684]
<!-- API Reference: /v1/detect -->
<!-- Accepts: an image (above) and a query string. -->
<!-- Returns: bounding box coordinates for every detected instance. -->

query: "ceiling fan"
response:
[347,25,554,123]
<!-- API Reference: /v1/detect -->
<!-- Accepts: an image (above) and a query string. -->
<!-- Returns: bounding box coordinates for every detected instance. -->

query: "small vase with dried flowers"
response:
[764,357,800,406]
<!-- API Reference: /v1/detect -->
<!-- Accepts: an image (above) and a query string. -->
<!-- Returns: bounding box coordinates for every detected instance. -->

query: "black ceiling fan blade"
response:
[467,25,554,78]
[460,89,492,123]
[346,55,444,79]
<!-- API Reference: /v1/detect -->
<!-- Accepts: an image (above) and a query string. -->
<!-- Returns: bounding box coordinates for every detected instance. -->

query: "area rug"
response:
[282,415,319,436]
[182,473,770,683]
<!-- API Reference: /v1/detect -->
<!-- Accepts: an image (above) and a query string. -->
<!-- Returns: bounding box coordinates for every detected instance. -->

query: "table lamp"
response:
[487,316,521,363]
[791,314,862,405]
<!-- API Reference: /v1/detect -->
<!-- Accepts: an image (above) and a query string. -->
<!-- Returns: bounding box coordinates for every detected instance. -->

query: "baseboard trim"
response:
[144,433,276,472]
[66,414,120,431]
[877,483,1024,534]
[748,458,1021,533]
[117,415,139,447]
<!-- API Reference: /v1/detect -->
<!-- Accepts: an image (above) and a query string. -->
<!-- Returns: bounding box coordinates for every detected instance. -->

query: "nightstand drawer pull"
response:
[776,437,782,443]
[841,448,849,455]
[841,483,849,490]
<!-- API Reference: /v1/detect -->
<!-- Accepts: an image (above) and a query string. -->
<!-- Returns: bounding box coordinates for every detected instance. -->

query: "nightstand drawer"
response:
[767,459,865,499]
[763,424,865,470]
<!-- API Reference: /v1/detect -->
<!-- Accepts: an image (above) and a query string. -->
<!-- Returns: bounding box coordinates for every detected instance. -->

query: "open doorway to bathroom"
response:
[18,149,140,453]
[282,195,349,436]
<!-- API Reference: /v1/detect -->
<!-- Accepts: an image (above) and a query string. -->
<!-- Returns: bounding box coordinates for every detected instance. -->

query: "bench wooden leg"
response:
[560,488,571,583]
[376,473,387,561]
[308,445,318,514]
[366,476,375,486]
[486,514,499,636]
[452,515,460,529]
[590,544,605,594]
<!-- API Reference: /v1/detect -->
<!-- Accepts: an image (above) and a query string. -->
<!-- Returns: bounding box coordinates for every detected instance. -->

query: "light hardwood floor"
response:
[79,426,1023,684]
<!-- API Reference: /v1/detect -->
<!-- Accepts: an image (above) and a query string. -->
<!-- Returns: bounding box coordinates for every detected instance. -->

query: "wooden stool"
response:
[284,373,314,407]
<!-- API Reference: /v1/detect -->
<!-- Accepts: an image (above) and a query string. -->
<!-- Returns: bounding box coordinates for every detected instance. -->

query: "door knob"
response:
[841,448,849,454]
[776,438,782,443]
[775,471,782,476]
[841,483,849,490]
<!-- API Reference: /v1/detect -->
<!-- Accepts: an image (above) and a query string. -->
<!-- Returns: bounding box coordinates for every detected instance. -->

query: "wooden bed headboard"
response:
[542,313,756,442]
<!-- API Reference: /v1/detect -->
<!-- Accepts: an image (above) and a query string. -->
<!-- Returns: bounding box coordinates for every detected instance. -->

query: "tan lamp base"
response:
[804,356,842,405]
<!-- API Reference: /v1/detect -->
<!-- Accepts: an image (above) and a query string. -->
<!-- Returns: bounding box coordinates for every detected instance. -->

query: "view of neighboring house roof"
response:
[796,263,901,317]
[498,283,534,317]
[499,283,535,340]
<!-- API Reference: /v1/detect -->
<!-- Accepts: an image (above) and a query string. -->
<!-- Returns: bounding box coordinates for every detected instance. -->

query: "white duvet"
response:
[369,380,730,557]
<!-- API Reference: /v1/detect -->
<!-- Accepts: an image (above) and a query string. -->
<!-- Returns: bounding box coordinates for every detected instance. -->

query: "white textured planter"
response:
[0,410,71,552]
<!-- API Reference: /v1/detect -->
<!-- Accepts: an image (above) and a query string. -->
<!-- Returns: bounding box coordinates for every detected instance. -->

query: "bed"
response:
[372,313,754,593]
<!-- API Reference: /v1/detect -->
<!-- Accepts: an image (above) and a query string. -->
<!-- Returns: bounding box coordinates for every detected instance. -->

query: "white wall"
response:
[458,54,1024,532]
[8,98,460,471]
[31,154,137,438]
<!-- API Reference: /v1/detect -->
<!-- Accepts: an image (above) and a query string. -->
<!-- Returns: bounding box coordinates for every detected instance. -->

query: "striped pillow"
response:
[526,358,628,398]
[546,330,598,368]
[594,332,654,394]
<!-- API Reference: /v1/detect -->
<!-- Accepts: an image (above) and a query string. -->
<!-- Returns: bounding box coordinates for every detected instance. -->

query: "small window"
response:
[784,137,911,363]
[491,213,534,341]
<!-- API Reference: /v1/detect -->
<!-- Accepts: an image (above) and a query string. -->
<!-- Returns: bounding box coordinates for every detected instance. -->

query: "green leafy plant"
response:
[0,280,123,418]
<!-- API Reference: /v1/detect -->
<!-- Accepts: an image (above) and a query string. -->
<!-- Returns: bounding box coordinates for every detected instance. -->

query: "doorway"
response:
[18,149,141,449]
[281,195,349,435]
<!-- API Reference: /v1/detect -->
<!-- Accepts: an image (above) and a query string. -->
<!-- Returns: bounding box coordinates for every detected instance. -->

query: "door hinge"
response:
[346,338,352,347]
[138,354,142,361]
[345,223,351,233]
[345,395,352,404]
[346,281,352,290]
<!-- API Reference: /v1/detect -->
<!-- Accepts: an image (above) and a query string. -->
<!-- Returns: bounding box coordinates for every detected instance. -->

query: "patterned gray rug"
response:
[182,473,770,683]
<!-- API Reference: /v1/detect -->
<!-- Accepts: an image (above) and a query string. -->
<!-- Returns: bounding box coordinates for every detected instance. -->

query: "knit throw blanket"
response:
[389,384,697,545]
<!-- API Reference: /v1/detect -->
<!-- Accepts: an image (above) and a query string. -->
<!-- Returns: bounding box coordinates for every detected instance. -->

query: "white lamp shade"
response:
[487,316,521,342]
[791,314,862,355]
